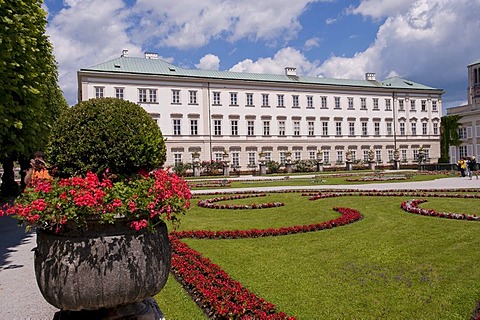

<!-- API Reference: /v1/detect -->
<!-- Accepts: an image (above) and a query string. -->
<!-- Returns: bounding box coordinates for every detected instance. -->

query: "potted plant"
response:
[4,98,191,317]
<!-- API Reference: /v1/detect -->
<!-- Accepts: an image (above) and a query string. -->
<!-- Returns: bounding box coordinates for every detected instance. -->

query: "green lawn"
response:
[157,192,480,319]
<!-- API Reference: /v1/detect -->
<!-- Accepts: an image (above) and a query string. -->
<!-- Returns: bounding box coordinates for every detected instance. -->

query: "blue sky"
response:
[43,0,480,113]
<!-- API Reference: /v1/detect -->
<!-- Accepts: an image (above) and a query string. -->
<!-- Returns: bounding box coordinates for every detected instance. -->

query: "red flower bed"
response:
[198,194,285,210]
[400,199,480,221]
[170,236,295,319]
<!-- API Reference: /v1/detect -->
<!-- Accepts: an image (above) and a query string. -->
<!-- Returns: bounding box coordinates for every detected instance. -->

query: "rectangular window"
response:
[334,97,341,109]
[279,152,286,165]
[95,87,104,98]
[323,151,330,164]
[360,98,367,110]
[149,89,157,103]
[308,121,315,136]
[349,122,355,136]
[348,97,354,109]
[433,122,439,135]
[385,99,391,111]
[277,94,284,107]
[293,121,300,136]
[432,100,438,111]
[411,122,417,136]
[400,123,405,136]
[138,89,147,102]
[213,92,221,105]
[232,152,240,167]
[351,150,357,161]
[459,145,468,159]
[247,121,254,136]
[278,121,286,136]
[361,122,368,136]
[190,119,198,136]
[264,152,271,161]
[174,153,182,165]
[374,122,380,136]
[321,96,327,109]
[292,95,299,108]
[388,149,394,161]
[373,98,379,110]
[189,91,197,104]
[215,153,223,162]
[248,152,256,166]
[459,127,467,139]
[173,119,181,136]
[376,150,382,162]
[263,121,270,136]
[309,151,316,160]
[386,122,392,136]
[262,94,269,107]
[294,151,301,161]
[172,90,180,104]
[231,120,238,136]
[363,150,369,162]
[214,120,222,136]
[398,99,404,111]
[336,122,342,136]
[115,87,124,99]
[421,100,427,111]
[337,150,344,163]
[246,93,254,106]
[422,122,428,135]
[401,149,407,161]
[230,92,238,106]
[322,121,328,136]
[410,99,416,111]
[307,96,313,108]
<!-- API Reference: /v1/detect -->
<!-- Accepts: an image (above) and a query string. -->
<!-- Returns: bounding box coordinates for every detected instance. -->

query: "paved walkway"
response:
[0,175,477,319]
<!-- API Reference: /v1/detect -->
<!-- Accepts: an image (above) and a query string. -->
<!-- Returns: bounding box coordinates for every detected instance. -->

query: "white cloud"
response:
[304,37,321,50]
[131,0,325,49]
[196,54,220,70]
[320,0,480,109]
[46,0,142,105]
[229,47,321,77]
[348,0,417,19]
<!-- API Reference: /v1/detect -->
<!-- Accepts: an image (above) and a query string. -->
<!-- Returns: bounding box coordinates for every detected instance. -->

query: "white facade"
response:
[447,58,480,163]
[78,52,443,169]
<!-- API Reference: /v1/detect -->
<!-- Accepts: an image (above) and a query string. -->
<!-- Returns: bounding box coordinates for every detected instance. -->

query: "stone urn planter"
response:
[34,219,171,316]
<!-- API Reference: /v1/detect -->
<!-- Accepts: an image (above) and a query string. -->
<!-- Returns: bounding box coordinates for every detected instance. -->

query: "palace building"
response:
[77,50,443,170]
[447,58,480,163]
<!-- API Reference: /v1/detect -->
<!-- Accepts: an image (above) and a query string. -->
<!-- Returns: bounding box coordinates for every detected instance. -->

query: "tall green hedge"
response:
[48,98,166,177]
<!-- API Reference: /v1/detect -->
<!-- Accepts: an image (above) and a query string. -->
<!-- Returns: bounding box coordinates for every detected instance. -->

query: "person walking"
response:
[458,158,467,177]
[468,156,479,180]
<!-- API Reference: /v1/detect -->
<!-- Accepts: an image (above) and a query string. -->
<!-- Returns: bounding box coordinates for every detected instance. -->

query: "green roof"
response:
[81,56,441,91]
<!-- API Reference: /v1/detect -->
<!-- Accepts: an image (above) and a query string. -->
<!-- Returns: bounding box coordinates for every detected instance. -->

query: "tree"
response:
[0,0,67,196]
[440,115,462,163]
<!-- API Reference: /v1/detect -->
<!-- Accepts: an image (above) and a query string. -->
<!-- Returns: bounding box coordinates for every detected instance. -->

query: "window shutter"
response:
[467,144,474,156]
[476,126,480,137]
[467,126,473,138]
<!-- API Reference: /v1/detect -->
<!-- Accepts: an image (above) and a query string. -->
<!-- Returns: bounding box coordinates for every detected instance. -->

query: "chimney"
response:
[365,72,376,81]
[121,49,128,57]
[145,52,159,59]
[285,67,297,76]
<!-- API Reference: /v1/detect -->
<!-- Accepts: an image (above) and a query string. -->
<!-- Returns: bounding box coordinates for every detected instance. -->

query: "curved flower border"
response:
[400,199,480,221]
[170,188,480,319]
[198,194,285,210]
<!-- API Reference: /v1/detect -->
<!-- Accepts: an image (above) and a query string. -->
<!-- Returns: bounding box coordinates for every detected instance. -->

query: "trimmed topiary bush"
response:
[47,98,166,177]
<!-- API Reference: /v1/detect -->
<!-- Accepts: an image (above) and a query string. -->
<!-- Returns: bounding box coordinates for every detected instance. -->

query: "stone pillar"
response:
[316,162,324,172]
[393,160,400,170]
[222,163,230,176]
[259,162,267,175]
[368,161,376,170]
[346,161,353,171]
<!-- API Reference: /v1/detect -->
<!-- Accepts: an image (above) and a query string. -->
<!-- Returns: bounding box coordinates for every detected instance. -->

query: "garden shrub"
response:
[266,160,281,173]
[47,98,166,177]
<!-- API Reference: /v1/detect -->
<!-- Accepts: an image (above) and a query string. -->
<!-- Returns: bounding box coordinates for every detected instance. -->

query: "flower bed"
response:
[400,199,480,221]
[171,189,480,318]
[170,206,362,318]
[198,194,284,210]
